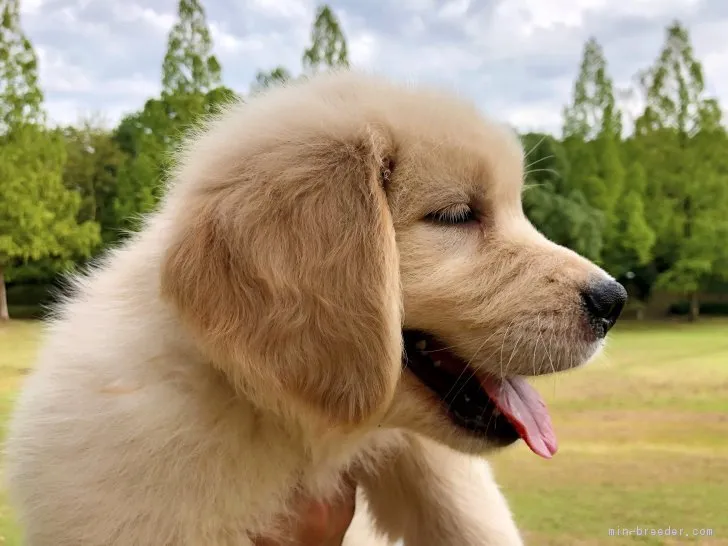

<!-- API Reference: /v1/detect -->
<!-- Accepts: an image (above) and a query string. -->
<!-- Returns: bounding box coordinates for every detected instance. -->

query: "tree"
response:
[0,127,101,320]
[302,4,349,74]
[562,37,624,213]
[562,37,622,141]
[562,36,655,281]
[520,133,605,262]
[62,117,125,244]
[113,88,235,234]
[161,0,221,96]
[0,0,43,131]
[249,5,349,95]
[608,162,656,278]
[113,1,235,236]
[635,22,710,138]
[113,96,186,233]
[633,21,727,319]
[251,66,293,94]
[0,0,99,320]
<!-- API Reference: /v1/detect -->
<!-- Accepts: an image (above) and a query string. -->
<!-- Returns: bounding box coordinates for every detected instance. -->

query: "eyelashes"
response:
[424,204,477,225]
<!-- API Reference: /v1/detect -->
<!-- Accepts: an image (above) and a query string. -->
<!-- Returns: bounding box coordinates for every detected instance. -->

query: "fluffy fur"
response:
[4,71,615,545]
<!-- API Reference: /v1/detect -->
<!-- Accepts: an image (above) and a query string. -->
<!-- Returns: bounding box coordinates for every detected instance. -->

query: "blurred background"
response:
[1,0,727,544]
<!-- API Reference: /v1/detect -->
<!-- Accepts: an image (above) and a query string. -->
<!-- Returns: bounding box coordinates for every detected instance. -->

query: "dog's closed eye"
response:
[424,204,476,225]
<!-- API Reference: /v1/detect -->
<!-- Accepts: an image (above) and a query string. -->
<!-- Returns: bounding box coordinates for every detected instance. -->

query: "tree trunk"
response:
[688,291,699,322]
[0,266,9,321]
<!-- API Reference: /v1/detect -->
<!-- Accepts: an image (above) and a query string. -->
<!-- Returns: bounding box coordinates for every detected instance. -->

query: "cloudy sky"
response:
[20,0,728,134]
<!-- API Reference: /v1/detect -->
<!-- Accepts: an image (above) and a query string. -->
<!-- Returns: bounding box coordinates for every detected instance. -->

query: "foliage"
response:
[0,0,43,132]
[561,37,654,278]
[113,0,237,235]
[0,2,100,319]
[112,89,235,232]
[1,5,727,320]
[248,4,348,92]
[302,4,349,74]
[521,133,605,262]
[251,66,294,93]
[161,0,222,96]
[0,125,101,318]
[632,21,728,318]
[562,37,622,141]
[62,117,126,243]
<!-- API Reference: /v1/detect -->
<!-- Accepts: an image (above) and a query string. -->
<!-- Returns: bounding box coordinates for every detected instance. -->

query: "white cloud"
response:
[20,0,45,16]
[402,15,426,38]
[505,103,566,135]
[399,0,437,12]
[37,48,94,93]
[38,48,158,97]
[437,0,472,20]
[18,0,728,135]
[494,0,700,35]
[210,22,266,54]
[45,98,140,128]
[248,0,313,20]
[348,32,379,67]
[111,4,175,34]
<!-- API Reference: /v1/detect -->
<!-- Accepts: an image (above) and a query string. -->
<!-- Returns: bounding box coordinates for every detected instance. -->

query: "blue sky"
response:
[20,0,728,134]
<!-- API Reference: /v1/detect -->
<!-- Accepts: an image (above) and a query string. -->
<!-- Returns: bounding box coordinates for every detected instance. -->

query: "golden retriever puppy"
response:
[4,71,627,546]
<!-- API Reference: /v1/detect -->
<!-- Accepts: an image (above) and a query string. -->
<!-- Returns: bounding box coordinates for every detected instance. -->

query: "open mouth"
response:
[402,330,558,459]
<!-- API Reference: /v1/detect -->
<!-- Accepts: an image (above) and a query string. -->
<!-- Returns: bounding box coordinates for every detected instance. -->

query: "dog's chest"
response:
[302,428,407,499]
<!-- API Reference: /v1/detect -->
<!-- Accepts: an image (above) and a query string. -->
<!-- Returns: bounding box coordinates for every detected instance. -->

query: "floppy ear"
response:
[160,120,402,427]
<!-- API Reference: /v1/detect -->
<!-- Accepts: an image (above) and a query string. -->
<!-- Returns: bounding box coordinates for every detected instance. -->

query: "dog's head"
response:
[160,71,626,456]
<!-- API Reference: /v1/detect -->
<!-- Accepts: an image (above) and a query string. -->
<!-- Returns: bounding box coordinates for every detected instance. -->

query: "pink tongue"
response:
[480,376,557,459]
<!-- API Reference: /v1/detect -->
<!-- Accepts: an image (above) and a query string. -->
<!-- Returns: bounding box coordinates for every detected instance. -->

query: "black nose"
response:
[582,279,628,337]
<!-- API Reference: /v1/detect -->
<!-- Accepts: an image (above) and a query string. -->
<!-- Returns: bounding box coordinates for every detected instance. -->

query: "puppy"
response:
[4,71,626,546]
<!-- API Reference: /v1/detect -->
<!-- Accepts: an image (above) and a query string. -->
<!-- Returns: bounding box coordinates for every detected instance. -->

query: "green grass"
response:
[490,319,728,545]
[0,319,727,544]
[0,320,42,545]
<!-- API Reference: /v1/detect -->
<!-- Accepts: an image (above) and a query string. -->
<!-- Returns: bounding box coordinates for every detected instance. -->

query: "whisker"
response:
[524,154,554,171]
[522,182,545,191]
[544,327,558,397]
[547,329,556,375]
[523,135,546,160]
[503,328,526,378]
[533,314,542,377]
[499,319,517,380]
[422,345,461,354]
[442,329,500,405]
[524,167,561,178]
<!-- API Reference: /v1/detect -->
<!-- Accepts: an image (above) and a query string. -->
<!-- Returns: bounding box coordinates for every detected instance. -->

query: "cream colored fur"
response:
[4,71,613,545]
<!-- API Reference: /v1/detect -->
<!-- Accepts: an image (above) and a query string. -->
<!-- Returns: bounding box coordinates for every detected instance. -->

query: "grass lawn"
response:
[0,320,41,546]
[490,319,728,545]
[1,319,727,544]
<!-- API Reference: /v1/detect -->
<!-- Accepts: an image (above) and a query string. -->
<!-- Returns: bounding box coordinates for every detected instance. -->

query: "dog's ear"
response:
[160,118,402,426]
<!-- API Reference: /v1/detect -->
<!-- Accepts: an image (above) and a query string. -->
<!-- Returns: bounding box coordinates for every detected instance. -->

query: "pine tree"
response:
[161,0,221,96]
[561,37,648,278]
[0,0,43,131]
[611,162,656,276]
[634,21,728,320]
[302,5,349,74]
[562,38,625,219]
[636,22,709,138]
[251,66,293,94]
[113,0,234,236]
[562,37,621,141]
[248,5,350,94]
